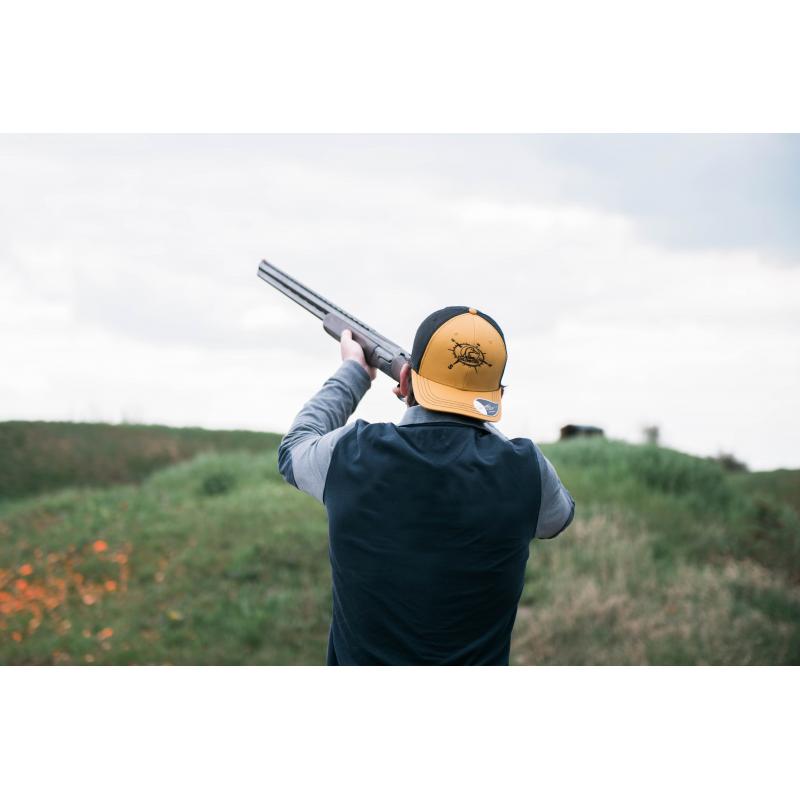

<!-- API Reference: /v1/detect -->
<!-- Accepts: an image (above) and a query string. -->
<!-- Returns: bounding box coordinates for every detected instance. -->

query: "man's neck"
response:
[398,404,486,428]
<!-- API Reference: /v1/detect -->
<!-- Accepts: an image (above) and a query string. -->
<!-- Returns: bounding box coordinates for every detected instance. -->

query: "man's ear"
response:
[400,362,412,398]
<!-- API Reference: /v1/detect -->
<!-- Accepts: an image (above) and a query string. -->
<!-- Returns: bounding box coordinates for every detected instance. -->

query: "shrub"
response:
[716,452,748,472]
[201,472,237,496]
[630,446,728,498]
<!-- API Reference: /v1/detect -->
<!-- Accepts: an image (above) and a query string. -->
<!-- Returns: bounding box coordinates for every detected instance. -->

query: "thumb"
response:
[341,329,352,343]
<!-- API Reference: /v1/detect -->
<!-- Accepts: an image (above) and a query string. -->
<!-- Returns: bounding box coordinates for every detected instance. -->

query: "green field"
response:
[1,421,798,665]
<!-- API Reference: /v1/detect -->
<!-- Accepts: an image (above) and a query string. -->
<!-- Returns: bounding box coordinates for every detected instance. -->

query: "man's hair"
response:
[406,381,418,407]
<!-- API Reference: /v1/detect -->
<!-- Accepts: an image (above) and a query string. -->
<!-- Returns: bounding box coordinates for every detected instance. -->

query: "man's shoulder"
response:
[328,418,393,446]
[337,418,399,440]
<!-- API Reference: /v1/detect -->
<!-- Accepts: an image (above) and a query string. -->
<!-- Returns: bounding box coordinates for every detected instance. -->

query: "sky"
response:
[1,134,798,470]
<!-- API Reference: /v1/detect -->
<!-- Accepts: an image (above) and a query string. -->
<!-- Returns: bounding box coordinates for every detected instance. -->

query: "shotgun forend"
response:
[257,259,412,382]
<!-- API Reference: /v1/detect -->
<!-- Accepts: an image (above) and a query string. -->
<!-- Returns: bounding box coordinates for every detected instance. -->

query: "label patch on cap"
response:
[473,398,499,416]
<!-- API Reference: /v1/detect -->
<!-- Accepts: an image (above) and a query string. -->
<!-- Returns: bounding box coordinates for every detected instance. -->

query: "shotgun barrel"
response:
[257,260,411,382]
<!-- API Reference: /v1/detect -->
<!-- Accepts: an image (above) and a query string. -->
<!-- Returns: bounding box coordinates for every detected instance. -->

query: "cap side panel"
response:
[476,309,506,344]
[476,309,507,385]
[411,306,469,372]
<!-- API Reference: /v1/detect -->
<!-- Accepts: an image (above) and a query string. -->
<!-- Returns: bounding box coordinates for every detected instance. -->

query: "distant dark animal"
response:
[560,424,604,440]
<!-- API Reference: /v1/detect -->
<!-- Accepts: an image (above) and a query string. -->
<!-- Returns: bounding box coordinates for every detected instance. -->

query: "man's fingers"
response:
[340,329,376,381]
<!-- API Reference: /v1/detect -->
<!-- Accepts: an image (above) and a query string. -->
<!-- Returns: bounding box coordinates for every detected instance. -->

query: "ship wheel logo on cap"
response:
[448,339,492,372]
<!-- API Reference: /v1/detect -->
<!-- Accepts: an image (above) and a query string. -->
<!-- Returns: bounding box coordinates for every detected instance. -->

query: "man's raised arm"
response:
[277,331,374,503]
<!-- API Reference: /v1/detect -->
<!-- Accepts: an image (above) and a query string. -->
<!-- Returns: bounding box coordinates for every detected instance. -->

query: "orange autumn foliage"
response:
[1,542,132,640]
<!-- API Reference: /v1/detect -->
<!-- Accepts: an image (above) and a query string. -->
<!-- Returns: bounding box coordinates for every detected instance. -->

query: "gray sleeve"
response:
[277,359,372,503]
[534,445,575,539]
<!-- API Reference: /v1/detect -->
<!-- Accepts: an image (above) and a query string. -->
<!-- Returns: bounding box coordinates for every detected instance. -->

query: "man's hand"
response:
[341,329,377,381]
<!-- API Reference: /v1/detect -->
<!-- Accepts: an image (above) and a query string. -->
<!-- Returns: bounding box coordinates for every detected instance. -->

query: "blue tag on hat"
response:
[473,398,499,416]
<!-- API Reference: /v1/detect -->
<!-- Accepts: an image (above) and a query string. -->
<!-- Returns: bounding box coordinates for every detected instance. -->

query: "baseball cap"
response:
[410,306,507,422]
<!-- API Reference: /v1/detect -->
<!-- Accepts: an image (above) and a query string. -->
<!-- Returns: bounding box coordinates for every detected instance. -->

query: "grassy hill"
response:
[0,420,281,501]
[1,422,798,665]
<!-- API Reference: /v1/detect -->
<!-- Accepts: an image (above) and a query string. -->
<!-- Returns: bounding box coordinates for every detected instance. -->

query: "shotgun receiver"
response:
[257,259,411,382]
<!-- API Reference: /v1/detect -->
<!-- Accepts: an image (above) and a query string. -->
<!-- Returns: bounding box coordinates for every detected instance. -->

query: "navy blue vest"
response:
[323,417,542,665]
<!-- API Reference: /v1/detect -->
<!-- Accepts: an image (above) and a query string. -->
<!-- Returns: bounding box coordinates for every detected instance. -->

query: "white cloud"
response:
[1,136,797,470]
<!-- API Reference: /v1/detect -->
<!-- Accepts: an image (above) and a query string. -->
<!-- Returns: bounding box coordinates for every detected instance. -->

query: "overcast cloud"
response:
[1,134,798,470]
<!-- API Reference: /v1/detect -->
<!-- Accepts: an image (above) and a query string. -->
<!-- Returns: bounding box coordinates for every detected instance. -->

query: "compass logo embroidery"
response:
[448,339,492,372]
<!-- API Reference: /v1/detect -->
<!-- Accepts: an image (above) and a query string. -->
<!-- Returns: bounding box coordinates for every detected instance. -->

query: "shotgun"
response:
[257,260,411,382]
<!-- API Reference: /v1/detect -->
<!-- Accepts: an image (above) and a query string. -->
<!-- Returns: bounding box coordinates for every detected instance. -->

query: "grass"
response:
[0,420,281,500]
[0,451,329,664]
[1,423,798,665]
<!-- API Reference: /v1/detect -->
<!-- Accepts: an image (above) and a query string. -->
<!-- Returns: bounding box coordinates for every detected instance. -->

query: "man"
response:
[278,306,575,665]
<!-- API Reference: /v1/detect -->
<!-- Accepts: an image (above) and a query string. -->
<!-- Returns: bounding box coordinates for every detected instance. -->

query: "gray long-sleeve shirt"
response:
[278,359,575,538]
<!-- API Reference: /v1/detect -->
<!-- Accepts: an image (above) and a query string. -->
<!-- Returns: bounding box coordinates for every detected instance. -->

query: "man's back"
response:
[324,415,541,665]
[278,305,575,665]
